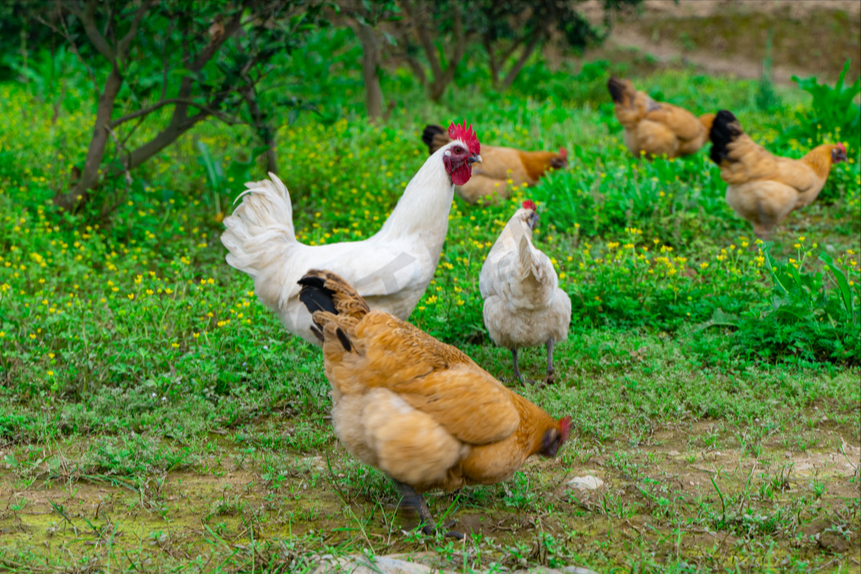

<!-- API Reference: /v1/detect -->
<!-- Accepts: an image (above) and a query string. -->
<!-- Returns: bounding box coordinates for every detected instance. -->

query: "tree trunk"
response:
[484,37,501,90]
[500,32,543,91]
[355,22,384,120]
[54,67,123,211]
[400,0,466,103]
[264,147,278,174]
[241,86,278,174]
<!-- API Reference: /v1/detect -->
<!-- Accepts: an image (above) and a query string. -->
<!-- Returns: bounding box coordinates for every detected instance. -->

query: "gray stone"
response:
[566,475,604,490]
[314,556,436,574]
[314,556,601,574]
[515,567,600,574]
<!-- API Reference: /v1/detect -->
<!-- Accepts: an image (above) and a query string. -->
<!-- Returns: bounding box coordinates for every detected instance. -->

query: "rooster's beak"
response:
[469,153,482,165]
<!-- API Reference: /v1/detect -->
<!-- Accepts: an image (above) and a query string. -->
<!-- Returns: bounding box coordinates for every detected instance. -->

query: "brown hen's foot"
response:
[421,523,465,539]
[394,480,463,539]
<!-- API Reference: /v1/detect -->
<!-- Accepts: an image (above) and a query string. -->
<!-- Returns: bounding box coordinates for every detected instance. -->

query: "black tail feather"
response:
[298,275,338,316]
[335,328,352,352]
[298,271,365,352]
[421,124,446,155]
[607,77,626,103]
[709,110,742,165]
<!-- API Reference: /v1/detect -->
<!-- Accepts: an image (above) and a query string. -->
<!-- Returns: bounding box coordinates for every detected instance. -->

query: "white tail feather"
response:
[221,173,297,310]
[516,235,536,282]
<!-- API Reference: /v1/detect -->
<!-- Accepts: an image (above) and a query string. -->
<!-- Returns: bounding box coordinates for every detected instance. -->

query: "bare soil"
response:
[582,0,861,84]
[1,418,859,571]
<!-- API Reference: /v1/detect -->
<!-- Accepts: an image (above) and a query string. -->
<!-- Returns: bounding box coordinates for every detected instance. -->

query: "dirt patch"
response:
[1,423,859,570]
[581,0,861,84]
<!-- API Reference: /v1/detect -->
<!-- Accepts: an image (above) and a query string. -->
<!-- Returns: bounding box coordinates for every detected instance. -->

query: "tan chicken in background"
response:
[608,76,715,158]
[479,201,571,385]
[709,110,847,240]
[422,124,567,204]
[297,270,571,538]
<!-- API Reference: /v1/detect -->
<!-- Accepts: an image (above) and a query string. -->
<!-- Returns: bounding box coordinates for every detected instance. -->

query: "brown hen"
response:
[298,270,571,538]
[709,110,847,240]
[608,76,715,159]
[422,124,567,204]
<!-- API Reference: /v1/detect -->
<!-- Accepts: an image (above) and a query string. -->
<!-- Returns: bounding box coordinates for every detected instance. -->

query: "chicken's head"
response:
[539,416,571,458]
[550,148,568,170]
[832,143,848,163]
[520,200,539,231]
[444,120,481,185]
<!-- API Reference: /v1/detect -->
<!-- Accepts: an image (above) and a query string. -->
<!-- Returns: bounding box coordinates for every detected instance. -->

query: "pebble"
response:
[566,475,604,490]
[314,556,600,574]
[314,556,433,574]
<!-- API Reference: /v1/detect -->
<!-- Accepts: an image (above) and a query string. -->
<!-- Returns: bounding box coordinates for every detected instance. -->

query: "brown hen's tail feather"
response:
[698,113,716,132]
[298,270,370,344]
[422,124,450,155]
[709,110,743,165]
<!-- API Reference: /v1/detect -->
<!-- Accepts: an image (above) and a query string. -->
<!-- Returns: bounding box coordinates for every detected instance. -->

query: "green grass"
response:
[0,31,859,573]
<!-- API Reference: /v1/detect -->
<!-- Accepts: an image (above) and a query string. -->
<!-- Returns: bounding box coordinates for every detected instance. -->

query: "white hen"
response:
[221,121,482,346]
[479,201,571,384]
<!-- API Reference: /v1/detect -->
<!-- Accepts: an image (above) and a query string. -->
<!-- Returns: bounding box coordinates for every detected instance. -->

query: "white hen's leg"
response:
[545,338,556,385]
[511,349,524,384]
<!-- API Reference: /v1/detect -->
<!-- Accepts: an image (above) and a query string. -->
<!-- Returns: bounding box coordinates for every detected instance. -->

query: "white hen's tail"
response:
[513,235,555,308]
[221,173,297,310]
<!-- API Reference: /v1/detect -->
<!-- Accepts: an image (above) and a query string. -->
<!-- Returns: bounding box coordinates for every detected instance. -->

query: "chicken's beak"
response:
[528,212,539,231]
[469,153,482,165]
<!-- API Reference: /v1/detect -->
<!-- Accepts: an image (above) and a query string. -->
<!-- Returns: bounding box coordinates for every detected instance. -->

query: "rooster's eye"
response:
[454,146,463,154]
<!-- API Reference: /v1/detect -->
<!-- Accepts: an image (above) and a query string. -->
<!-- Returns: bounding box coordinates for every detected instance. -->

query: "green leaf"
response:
[819,252,854,318]
[196,141,223,192]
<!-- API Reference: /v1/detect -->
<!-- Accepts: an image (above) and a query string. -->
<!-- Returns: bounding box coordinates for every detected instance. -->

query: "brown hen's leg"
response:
[393,480,464,539]
[511,348,524,384]
[544,338,556,385]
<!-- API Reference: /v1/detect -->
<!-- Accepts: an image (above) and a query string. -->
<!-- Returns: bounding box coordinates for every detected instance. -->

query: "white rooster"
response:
[221,121,481,346]
[479,201,571,384]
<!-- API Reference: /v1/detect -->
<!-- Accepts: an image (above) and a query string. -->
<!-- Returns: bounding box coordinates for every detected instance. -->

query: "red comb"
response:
[559,417,571,443]
[448,120,480,156]
[559,147,567,160]
[837,142,847,153]
[522,200,537,211]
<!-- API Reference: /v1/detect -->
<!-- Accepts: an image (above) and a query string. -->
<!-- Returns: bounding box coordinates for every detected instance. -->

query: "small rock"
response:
[567,475,604,490]
[818,530,851,554]
[314,556,434,574]
[518,567,600,574]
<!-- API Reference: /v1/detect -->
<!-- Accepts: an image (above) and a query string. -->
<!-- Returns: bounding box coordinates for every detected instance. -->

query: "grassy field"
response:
[0,30,859,573]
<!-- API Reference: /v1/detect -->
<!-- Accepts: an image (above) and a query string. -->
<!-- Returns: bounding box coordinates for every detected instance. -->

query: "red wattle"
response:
[451,165,471,186]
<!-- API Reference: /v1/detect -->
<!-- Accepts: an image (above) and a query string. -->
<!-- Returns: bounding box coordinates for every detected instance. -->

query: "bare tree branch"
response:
[399,0,442,81]
[435,1,465,91]
[79,0,117,66]
[501,28,544,90]
[37,10,99,95]
[159,19,175,101]
[117,0,155,63]
[109,98,242,128]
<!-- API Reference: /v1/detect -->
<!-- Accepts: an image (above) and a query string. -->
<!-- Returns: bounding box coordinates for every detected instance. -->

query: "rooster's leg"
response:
[393,480,464,539]
[544,338,556,385]
[511,349,524,383]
